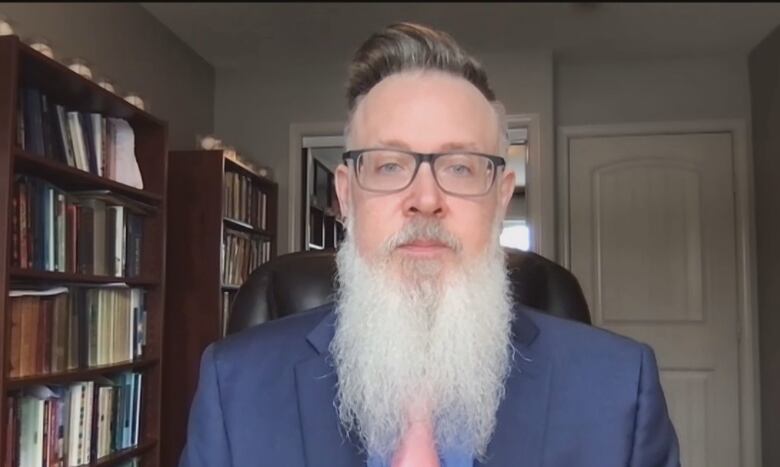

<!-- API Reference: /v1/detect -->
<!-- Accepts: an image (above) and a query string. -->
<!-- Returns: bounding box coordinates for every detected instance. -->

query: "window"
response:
[500,220,530,251]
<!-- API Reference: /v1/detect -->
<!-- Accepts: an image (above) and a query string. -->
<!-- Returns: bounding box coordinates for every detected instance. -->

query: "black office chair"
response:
[227,248,591,335]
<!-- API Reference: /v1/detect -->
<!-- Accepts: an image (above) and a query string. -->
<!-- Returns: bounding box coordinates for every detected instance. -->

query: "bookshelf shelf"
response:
[87,438,157,467]
[0,35,167,466]
[223,216,272,237]
[9,268,160,286]
[6,358,159,390]
[13,149,164,205]
[162,149,277,465]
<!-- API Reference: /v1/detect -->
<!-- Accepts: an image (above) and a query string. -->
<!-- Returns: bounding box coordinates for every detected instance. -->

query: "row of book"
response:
[17,87,144,189]
[4,372,143,467]
[11,175,146,277]
[8,287,147,378]
[221,229,272,286]
[223,170,269,231]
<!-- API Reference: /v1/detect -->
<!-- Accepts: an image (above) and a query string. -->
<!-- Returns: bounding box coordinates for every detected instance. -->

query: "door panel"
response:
[568,132,740,467]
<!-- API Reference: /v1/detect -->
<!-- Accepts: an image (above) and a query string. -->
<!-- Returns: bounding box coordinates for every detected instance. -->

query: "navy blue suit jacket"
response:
[179,303,680,467]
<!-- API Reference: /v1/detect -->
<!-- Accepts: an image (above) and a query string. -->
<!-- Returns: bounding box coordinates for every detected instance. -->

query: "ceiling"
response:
[142,2,780,69]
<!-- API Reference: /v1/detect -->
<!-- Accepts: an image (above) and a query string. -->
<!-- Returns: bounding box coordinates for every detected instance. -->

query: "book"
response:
[9,287,146,377]
[22,87,45,155]
[125,213,144,277]
[55,104,77,167]
[80,112,98,174]
[67,111,89,171]
[91,113,104,177]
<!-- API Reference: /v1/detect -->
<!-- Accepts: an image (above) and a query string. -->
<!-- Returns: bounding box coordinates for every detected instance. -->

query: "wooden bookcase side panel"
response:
[161,150,225,467]
[0,36,19,467]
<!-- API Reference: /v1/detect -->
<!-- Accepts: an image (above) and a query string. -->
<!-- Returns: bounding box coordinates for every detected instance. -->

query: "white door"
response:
[567,132,741,467]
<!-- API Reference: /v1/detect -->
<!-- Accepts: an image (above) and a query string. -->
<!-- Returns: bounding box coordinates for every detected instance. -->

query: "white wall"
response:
[556,55,751,125]
[0,3,214,147]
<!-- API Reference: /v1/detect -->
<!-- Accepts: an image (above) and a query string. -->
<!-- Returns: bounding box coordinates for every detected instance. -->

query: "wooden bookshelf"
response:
[162,149,277,466]
[0,35,168,466]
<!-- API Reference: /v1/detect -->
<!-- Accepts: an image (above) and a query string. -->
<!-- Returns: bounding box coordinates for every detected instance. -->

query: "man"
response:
[180,23,680,467]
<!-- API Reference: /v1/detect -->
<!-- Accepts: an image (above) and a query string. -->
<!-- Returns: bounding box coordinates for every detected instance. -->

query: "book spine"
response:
[19,178,29,269]
[55,105,76,167]
[11,179,19,267]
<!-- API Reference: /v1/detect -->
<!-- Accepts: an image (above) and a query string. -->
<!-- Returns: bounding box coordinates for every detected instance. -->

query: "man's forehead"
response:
[374,138,483,152]
[350,71,499,148]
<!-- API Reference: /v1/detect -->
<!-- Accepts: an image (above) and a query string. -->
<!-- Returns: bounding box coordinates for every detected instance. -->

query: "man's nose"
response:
[402,163,445,217]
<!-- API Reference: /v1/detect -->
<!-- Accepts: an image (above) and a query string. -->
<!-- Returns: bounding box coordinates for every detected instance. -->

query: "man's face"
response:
[335,70,515,275]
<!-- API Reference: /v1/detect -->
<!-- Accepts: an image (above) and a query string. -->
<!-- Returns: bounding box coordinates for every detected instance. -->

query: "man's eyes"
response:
[377,162,404,173]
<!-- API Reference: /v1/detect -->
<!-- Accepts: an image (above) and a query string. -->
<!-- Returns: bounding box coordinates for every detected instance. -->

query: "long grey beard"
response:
[330,219,514,461]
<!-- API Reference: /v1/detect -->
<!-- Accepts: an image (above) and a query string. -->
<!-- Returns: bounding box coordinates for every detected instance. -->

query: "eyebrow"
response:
[376,139,482,152]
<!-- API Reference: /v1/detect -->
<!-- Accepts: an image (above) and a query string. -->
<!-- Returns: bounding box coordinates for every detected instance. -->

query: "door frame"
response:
[288,121,345,254]
[506,113,553,258]
[557,120,761,467]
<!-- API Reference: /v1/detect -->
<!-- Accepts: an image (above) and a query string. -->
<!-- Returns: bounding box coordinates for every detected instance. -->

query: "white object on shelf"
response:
[67,58,93,79]
[9,286,69,297]
[124,93,145,110]
[0,17,13,36]
[28,37,54,58]
[97,77,116,93]
[110,118,145,189]
[199,134,222,150]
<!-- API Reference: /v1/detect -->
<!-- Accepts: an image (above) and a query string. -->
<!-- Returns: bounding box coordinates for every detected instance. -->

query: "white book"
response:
[82,382,95,464]
[91,113,104,177]
[108,118,144,189]
[66,383,83,466]
[99,387,110,458]
[130,289,140,359]
[18,396,45,467]
[132,373,142,445]
[67,112,89,171]
[109,206,126,277]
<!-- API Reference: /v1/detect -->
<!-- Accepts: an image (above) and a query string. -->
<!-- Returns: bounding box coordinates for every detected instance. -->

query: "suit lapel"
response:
[295,308,365,467]
[295,305,552,467]
[477,307,552,467]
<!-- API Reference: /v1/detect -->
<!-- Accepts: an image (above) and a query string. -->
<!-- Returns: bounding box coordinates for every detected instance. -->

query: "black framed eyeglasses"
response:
[342,148,506,197]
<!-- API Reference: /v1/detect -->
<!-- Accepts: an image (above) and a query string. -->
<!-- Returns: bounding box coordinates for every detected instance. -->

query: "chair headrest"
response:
[227,248,591,334]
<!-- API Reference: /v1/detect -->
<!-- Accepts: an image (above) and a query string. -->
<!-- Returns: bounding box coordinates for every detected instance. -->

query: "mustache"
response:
[381,218,463,254]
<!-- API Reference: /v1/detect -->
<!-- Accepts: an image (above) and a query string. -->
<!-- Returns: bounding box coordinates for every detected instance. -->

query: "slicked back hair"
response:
[344,22,508,154]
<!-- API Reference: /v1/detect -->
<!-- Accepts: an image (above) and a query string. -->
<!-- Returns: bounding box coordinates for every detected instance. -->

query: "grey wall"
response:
[215,49,554,253]
[556,55,751,125]
[0,2,214,148]
[749,25,780,467]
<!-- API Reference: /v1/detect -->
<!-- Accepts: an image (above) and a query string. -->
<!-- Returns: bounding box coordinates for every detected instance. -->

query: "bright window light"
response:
[500,221,530,251]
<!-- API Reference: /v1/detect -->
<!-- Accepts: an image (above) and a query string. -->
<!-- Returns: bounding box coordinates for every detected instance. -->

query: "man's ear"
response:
[335,163,352,221]
[497,168,516,218]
